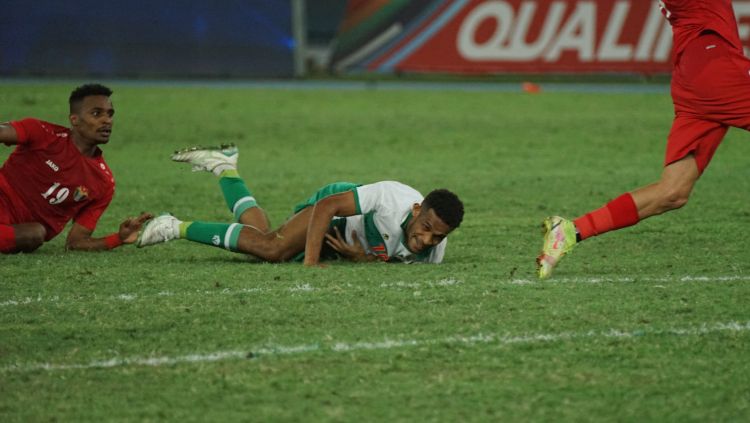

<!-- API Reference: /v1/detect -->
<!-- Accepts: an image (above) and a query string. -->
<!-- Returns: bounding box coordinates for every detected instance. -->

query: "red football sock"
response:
[0,224,17,253]
[574,193,639,241]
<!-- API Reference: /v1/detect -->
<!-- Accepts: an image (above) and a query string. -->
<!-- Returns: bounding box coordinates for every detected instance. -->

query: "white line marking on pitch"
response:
[0,295,59,307]
[510,275,750,285]
[3,320,749,373]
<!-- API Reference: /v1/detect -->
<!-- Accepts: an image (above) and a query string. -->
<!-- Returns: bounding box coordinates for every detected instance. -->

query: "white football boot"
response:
[136,214,182,248]
[171,144,238,176]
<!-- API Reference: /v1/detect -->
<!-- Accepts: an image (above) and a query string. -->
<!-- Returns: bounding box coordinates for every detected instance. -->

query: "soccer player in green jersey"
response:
[136,145,464,266]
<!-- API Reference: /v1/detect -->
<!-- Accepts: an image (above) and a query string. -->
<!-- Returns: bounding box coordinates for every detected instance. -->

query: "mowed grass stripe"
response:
[0,278,463,307]
[2,275,748,308]
[4,320,749,373]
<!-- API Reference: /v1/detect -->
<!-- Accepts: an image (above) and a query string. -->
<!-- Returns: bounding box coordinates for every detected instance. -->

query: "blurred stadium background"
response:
[5,0,750,80]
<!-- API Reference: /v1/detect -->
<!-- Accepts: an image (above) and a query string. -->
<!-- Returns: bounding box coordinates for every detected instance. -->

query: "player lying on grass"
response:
[136,145,464,265]
[0,84,151,253]
[537,0,750,279]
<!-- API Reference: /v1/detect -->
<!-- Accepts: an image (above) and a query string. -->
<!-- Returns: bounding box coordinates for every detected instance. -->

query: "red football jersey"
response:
[0,118,115,240]
[660,0,743,61]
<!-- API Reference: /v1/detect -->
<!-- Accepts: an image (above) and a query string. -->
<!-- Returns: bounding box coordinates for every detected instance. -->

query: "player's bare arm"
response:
[0,122,19,145]
[325,228,378,262]
[66,212,153,251]
[303,191,358,266]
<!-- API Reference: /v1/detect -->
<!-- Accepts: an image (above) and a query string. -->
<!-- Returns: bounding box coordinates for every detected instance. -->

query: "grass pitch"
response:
[1,81,749,422]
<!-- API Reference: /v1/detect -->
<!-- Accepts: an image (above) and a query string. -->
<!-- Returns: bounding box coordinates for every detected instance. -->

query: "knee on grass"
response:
[259,244,299,263]
[658,185,691,212]
[249,236,299,263]
[14,223,47,253]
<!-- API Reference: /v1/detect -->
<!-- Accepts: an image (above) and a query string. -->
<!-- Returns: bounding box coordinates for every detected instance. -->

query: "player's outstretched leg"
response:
[171,144,238,176]
[137,213,256,254]
[536,216,577,279]
[171,144,270,231]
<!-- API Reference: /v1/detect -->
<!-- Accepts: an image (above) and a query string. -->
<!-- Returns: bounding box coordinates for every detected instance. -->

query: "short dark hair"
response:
[69,83,113,113]
[422,189,464,229]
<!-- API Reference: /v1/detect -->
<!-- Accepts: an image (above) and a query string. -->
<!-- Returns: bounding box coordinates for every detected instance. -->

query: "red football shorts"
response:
[667,32,750,173]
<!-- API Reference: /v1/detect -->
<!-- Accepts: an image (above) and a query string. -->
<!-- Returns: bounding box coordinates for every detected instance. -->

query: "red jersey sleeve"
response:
[74,189,114,232]
[8,118,48,146]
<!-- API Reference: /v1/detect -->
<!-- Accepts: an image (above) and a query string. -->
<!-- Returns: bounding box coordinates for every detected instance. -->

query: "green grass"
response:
[1,82,749,422]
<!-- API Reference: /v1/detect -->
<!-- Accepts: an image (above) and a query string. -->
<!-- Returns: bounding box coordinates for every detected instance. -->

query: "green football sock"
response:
[218,171,258,221]
[180,221,243,252]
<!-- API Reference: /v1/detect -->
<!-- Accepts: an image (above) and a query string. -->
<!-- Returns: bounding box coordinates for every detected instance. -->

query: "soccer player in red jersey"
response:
[537,0,750,278]
[0,84,151,253]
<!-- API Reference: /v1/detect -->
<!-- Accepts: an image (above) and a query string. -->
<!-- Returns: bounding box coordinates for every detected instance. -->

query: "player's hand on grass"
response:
[118,212,154,244]
[325,228,377,262]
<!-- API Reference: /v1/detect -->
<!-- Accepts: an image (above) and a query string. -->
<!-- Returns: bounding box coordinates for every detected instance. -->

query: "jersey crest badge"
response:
[73,186,89,202]
[658,0,671,19]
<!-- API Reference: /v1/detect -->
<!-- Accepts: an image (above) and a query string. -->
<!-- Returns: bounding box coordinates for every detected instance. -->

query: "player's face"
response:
[405,205,452,254]
[70,95,114,144]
